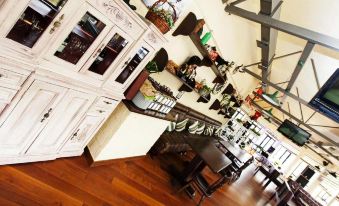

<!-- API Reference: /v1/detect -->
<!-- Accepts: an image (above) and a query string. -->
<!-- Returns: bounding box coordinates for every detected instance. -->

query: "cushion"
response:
[166,121,176,132]
[175,118,189,132]
[196,123,205,135]
[188,121,199,134]
[204,125,214,136]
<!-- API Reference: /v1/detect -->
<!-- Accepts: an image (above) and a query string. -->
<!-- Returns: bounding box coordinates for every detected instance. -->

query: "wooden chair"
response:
[266,182,294,206]
[177,168,234,205]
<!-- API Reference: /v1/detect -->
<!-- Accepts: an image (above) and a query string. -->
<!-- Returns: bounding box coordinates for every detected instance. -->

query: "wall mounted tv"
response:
[309,69,339,123]
[277,120,311,146]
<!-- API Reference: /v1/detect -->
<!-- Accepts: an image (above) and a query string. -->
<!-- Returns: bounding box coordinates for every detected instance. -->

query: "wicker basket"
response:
[146,0,177,34]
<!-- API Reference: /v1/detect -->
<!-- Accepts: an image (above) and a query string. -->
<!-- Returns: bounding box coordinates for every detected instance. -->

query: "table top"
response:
[218,140,252,163]
[184,135,232,173]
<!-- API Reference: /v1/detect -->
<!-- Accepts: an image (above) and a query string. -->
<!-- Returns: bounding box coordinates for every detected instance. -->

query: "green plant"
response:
[151,8,174,28]
[145,61,159,73]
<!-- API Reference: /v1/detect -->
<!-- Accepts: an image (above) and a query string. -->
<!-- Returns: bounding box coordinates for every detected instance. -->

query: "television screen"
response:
[277,120,311,146]
[309,69,339,122]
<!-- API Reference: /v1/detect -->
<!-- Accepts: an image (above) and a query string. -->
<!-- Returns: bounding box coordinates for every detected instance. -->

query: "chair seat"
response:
[195,173,211,196]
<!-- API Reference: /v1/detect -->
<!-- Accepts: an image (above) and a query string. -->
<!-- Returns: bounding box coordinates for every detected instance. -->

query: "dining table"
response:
[218,140,252,164]
[179,135,233,183]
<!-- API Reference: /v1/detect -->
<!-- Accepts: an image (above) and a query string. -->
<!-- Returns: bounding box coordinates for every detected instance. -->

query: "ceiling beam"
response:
[224,5,339,51]
[243,68,338,122]
[253,91,339,147]
[281,41,315,101]
[251,101,337,161]
[244,50,302,68]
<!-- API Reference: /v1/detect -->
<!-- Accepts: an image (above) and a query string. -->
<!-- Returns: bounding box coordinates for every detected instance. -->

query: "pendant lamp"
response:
[262,91,280,106]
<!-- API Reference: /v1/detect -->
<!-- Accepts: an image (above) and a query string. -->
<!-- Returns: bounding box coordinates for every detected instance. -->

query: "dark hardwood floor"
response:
[0,154,275,206]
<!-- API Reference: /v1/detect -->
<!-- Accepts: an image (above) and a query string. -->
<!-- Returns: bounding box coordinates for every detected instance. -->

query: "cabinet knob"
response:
[41,108,52,123]
[103,101,112,105]
[50,14,64,34]
[70,129,80,141]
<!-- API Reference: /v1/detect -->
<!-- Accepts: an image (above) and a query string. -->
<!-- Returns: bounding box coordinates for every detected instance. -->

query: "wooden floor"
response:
[0,154,275,206]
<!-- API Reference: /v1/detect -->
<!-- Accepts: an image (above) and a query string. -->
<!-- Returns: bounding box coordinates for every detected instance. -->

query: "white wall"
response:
[131,0,260,123]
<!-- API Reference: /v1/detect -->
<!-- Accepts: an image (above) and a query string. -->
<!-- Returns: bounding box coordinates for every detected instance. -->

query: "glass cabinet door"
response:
[54,12,106,65]
[45,3,113,71]
[6,0,68,48]
[115,46,150,84]
[82,27,133,79]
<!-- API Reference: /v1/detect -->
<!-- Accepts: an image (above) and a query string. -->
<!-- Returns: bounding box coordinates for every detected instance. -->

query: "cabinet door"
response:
[26,89,95,155]
[0,0,78,55]
[44,3,113,72]
[109,42,154,90]
[81,26,133,80]
[0,80,67,156]
[60,114,104,153]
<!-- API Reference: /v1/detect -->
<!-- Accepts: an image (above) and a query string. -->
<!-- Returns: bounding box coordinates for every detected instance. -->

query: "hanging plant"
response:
[145,61,159,73]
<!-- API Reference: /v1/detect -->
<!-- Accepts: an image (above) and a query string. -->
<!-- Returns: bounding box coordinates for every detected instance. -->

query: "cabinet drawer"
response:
[0,68,27,89]
[95,97,118,110]
[0,87,17,103]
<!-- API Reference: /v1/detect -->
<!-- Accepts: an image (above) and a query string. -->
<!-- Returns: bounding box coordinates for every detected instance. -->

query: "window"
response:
[291,161,308,180]
[232,109,246,121]
[316,189,331,205]
[256,135,275,152]
[273,145,292,164]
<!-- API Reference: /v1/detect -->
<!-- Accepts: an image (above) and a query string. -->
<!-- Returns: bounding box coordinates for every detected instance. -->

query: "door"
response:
[0,80,67,156]
[109,42,153,90]
[81,26,133,80]
[44,2,113,72]
[60,114,105,154]
[0,0,78,55]
[26,89,95,155]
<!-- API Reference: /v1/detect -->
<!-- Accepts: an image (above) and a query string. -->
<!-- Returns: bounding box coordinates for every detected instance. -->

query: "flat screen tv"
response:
[309,69,339,123]
[277,120,311,146]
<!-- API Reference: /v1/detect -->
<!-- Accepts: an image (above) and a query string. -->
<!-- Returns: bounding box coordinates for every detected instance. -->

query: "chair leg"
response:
[176,182,192,195]
[197,194,206,206]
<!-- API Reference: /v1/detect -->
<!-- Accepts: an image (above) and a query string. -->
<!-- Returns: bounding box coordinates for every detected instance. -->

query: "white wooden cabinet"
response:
[0,0,167,165]
[0,0,82,57]
[60,97,118,156]
[26,89,96,155]
[0,80,67,156]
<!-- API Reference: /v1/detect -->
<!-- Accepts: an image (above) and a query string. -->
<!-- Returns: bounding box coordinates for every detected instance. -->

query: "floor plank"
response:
[0,154,273,206]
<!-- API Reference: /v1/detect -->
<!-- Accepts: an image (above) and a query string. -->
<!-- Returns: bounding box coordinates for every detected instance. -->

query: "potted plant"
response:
[145,61,160,73]
[199,85,211,97]
[145,1,177,34]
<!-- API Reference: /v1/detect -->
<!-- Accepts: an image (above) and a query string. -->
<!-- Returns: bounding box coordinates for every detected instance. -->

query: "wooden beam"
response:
[224,5,339,51]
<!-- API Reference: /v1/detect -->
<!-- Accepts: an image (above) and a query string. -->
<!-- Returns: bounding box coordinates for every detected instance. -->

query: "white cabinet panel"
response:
[26,89,96,155]
[0,80,67,156]
[61,115,104,154]
[0,87,16,103]
[0,67,28,89]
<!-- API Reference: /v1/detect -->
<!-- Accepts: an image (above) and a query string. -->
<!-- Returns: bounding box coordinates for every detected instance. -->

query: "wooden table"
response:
[218,140,252,164]
[180,135,232,182]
